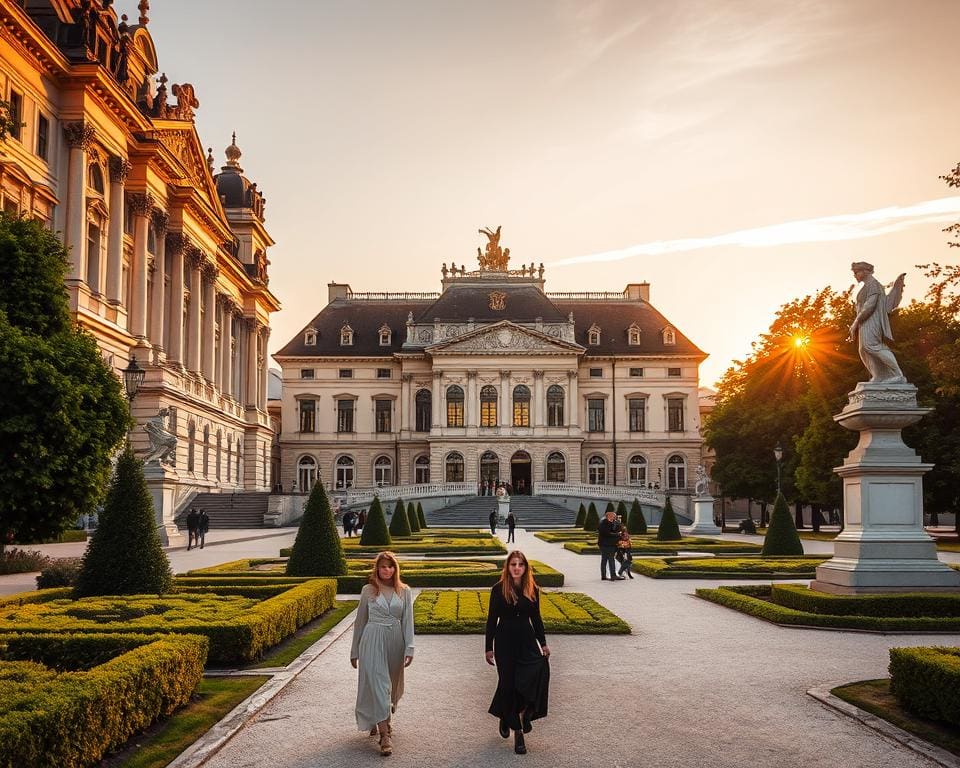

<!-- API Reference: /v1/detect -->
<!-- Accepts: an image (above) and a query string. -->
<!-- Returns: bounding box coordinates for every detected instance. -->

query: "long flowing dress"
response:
[351,584,415,731]
[485,584,550,730]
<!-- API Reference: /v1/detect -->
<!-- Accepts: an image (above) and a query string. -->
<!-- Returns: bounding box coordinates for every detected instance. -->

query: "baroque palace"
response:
[276,228,706,500]
[0,1,279,535]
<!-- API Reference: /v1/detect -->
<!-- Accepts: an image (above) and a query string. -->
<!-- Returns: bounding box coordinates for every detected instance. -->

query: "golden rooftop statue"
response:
[477,225,510,271]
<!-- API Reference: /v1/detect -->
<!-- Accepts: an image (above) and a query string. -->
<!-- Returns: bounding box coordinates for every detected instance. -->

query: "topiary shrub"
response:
[656,497,682,542]
[361,498,391,546]
[605,502,615,516]
[584,502,600,532]
[36,557,82,588]
[761,494,804,556]
[616,500,628,528]
[628,499,647,534]
[74,446,173,596]
[574,503,586,528]
[417,502,427,529]
[407,501,421,533]
[389,498,412,537]
[286,482,347,576]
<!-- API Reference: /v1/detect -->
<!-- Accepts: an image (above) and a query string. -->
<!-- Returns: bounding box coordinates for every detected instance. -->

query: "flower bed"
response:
[632,556,827,579]
[414,590,629,634]
[563,537,762,555]
[282,532,507,556]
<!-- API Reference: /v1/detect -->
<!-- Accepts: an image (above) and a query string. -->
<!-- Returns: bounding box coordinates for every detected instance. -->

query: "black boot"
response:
[498,719,509,739]
[514,731,527,754]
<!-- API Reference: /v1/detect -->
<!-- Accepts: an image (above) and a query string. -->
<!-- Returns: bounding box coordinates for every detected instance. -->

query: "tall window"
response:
[446,385,464,427]
[375,399,392,433]
[628,455,647,486]
[374,456,393,486]
[226,436,232,482]
[335,455,354,489]
[85,222,101,288]
[480,385,497,427]
[667,455,686,489]
[628,398,646,432]
[415,389,432,432]
[547,385,564,426]
[297,456,316,491]
[667,397,684,432]
[216,431,222,480]
[445,452,464,482]
[513,385,530,427]
[8,91,21,141]
[202,425,210,477]
[588,398,605,432]
[187,422,196,472]
[236,439,241,480]
[546,451,566,482]
[36,114,49,160]
[337,399,354,433]
[415,455,430,484]
[588,455,606,485]
[299,399,316,432]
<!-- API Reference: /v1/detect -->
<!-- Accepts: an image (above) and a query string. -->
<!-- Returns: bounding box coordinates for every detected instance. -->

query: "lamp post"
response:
[122,354,145,402]
[774,441,783,498]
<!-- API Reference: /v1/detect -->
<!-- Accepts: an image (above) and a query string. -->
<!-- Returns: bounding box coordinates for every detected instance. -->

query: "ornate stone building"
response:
[275,230,706,499]
[0,2,279,520]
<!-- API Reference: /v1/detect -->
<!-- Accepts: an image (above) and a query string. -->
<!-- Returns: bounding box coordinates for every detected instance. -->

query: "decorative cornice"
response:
[108,156,132,184]
[150,210,169,237]
[128,191,155,217]
[63,121,95,150]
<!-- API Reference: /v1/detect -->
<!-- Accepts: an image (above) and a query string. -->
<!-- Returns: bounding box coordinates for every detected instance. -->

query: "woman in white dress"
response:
[350,551,415,755]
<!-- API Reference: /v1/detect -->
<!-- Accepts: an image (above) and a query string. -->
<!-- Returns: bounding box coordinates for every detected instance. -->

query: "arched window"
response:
[445,452,464,482]
[663,327,676,345]
[446,385,464,427]
[588,324,601,346]
[667,455,686,489]
[374,455,393,486]
[415,389,432,432]
[202,425,210,477]
[335,455,355,489]
[215,431,222,481]
[628,455,647,486]
[298,456,317,492]
[513,385,530,427]
[628,324,641,345]
[480,385,497,427]
[187,422,196,472]
[588,455,606,485]
[479,450,499,485]
[414,455,430,484]
[546,451,566,482]
[547,385,564,427]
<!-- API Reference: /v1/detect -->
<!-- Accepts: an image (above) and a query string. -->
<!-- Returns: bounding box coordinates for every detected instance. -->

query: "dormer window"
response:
[588,324,601,346]
[340,324,353,346]
[304,330,317,346]
[379,324,392,346]
[628,324,641,345]
[663,327,676,345]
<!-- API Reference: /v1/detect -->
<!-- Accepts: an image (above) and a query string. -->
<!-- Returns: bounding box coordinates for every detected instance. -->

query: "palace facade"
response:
[275,234,706,498]
[0,2,279,514]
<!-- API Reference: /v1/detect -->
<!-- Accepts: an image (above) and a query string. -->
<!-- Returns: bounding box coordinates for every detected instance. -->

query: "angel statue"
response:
[848,263,907,384]
[142,407,178,465]
[694,464,711,497]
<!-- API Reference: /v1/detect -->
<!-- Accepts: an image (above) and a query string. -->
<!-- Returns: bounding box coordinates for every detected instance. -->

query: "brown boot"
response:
[378,721,393,755]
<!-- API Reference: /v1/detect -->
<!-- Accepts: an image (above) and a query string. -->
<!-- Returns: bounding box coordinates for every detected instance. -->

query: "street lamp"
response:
[774,441,783,498]
[122,355,145,402]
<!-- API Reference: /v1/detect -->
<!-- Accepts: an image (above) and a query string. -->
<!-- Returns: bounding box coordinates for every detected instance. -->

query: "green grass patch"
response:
[632,556,827,579]
[249,600,358,669]
[414,590,630,634]
[832,678,960,757]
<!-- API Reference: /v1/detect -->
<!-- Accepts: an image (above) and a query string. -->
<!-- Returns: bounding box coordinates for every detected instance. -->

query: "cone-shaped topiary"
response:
[417,502,427,529]
[616,500,629,528]
[74,446,173,596]
[605,501,615,516]
[584,502,600,532]
[286,481,347,576]
[389,498,412,537]
[574,503,586,528]
[762,493,804,556]
[407,501,421,533]
[656,497,682,541]
[628,498,647,534]
[360,497,391,546]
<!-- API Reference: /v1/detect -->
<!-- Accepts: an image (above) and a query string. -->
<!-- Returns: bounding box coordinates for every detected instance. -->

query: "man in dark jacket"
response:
[506,512,516,543]
[197,509,210,549]
[186,508,199,551]
[597,507,624,580]
[489,508,498,534]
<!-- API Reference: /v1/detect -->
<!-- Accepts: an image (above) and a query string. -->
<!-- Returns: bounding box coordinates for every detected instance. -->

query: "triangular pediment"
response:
[150,122,227,221]
[426,321,584,355]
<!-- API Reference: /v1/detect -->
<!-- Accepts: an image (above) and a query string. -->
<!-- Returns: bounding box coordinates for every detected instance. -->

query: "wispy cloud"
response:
[550,197,960,266]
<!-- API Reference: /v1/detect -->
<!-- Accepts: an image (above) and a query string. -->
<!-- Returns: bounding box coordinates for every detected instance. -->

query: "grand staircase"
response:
[174,492,272,530]
[426,495,577,529]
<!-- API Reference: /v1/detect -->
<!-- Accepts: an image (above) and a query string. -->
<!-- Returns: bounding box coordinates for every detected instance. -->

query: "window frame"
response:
[512,384,530,427]
[587,398,605,433]
[336,398,355,433]
[667,396,685,432]
[374,455,393,486]
[36,112,49,160]
[298,398,317,433]
[414,455,430,484]
[546,451,566,482]
[587,455,607,485]
[667,454,686,490]
[8,90,22,141]
[338,368,353,379]
[445,451,465,482]
[546,384,564,427]
[628,454,647,486]
[480,385,498,427]
[374,398,392,433]
[629,367,644,377]
[339,324,353,346]
[446,385,464,427]
[300,368,315,379]
[335,455,355,489]
[415,389,432,432]
[628,396,646,432]
[376,368,392,379]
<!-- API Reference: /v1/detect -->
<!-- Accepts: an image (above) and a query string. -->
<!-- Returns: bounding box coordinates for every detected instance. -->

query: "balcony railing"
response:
[327,482,476,507]
[534,481,664,505]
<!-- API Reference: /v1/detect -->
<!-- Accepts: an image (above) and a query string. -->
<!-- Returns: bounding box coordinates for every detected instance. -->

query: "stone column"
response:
[466,371,478,428]
[567,370,580,428]
[106,156,130,304]
[201,264,217,382]
[400,374,413,431]
[432,370,443,427]
[165,233,186,365]
[246,319,259,408]
[148,211,168,353]
[259,326,270,410]
[186,248,202,373]
[221,300,234,396]
[63,122,94,283]
[499,370,511,427]
[533,370,545,427]
[128,192,154,340]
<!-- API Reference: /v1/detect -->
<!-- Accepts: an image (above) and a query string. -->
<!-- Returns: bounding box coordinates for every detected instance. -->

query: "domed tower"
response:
[213,133,274,285]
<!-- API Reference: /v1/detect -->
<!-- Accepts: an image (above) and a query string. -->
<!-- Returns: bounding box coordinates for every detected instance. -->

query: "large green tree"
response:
[0,214,129,554]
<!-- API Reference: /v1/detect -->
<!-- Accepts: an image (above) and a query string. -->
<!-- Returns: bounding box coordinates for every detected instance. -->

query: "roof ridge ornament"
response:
[477,226,510,271]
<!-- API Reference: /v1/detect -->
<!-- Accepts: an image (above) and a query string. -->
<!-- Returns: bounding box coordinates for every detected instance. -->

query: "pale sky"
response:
[147,0,960,386]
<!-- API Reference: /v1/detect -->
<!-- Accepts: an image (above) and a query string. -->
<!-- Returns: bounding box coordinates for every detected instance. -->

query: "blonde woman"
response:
[350,551,415,755]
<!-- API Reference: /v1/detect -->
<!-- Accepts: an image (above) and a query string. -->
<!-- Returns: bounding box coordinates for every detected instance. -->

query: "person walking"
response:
[485,550,550,755]
[197,508,210,549]
[597,507,624,580]
[186,508,199,551]
[616,528,634,579]
[356,508,366,534]
[343,509,355,538]
[489,508,498,535]
[351,551,415,756]
[506,512,516,544]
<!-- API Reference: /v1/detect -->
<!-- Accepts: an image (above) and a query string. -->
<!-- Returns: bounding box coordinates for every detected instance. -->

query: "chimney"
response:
[625,282,649,302]
[327,282,351,305]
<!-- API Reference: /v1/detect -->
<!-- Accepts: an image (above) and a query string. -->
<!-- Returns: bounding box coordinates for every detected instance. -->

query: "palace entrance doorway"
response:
[511,450,532,495]
[479,451,499,494]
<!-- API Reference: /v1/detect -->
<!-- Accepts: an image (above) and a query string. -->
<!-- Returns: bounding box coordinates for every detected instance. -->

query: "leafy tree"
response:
[416,502,427,529]
[761,493,804,556]
[583,502,599,532]
[388,498,411,537]
[286,481,346,576]
[0,214,129,555]
[407,501,420,533]
[74,447,172,596]
[360,498,391,546]
[574,503,586,528]
[616,500,628,528]
[656,497,682,541]
[628,498,647,534]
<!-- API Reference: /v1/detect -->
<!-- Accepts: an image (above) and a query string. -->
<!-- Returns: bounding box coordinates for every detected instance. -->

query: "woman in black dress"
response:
[484,550,551,755]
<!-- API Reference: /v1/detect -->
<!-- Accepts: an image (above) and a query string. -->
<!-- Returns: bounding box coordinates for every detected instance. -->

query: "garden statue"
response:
[847,262,907,384]
[142,407,177,465]
[694,464,710,497]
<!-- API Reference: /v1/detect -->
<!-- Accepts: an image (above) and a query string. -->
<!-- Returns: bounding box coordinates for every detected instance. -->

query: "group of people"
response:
[489,508,517,542]
[351,549,549,756]
[342,508,366,537]
[184,508,209,551]
[597,507,634,580]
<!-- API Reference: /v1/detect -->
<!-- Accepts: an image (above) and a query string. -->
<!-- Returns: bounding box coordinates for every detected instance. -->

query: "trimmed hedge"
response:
[407,502,421,533]
[761,493,804,556]
[574,503,586,528]
[632,556,826,579]
[286,481,347,577]
[656,497,682,541]
[0,632,206,768]
[584,502,600,532]
[628,499,647,534]
[417,502,427,529]
[770,584,960,618]
[889,646,960,727]
[389,499,412,537]
[359,497,391,547]
[562,537,761,555]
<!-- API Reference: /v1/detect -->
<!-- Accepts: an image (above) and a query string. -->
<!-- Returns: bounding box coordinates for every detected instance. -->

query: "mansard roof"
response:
[414,283,566,323]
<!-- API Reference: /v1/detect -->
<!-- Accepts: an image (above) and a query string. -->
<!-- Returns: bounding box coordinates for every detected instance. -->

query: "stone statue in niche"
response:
[848,262,906,384]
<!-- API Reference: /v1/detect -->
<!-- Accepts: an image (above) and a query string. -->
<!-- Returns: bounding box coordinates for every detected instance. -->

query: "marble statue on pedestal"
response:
[142,407,177,465]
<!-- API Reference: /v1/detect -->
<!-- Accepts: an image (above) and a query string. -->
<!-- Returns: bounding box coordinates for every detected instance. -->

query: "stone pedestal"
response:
[498,496,511,525]
[812,382,960,594]
[143,462,186,548]
[683,495,721,536]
